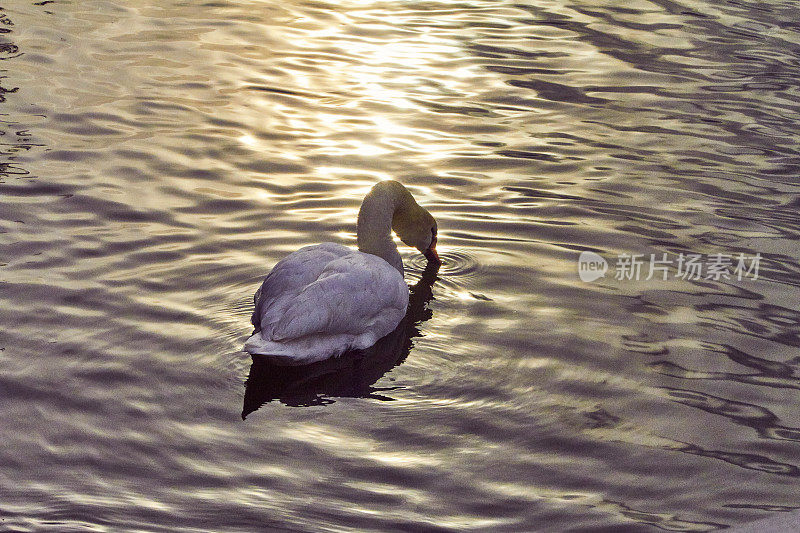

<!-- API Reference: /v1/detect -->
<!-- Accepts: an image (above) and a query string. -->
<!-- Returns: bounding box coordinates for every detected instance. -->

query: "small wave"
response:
[406,248,480,280]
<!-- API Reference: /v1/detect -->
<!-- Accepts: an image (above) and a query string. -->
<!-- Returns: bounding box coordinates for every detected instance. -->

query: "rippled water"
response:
[3,0,800,530]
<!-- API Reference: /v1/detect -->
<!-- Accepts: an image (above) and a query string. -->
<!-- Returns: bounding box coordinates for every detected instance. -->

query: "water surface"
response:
[3,0,800,531]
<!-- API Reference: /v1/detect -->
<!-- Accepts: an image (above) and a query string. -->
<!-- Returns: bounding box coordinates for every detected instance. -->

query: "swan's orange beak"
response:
[424,236,440,264]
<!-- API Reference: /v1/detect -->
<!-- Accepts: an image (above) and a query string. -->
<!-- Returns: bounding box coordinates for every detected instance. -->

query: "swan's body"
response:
[244,243,409,363]
[245,180,438,364]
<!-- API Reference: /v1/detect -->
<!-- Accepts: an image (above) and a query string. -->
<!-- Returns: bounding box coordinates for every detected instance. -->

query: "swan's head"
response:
[393,203,440,264]
[359,180,440,266]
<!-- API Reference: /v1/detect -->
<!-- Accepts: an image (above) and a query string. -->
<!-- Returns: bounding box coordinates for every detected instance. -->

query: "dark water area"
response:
[2,0,800,531]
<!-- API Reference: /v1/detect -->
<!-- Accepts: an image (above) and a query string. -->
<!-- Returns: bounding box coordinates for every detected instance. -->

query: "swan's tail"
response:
[244,332,285,355]
[243,331,352,365]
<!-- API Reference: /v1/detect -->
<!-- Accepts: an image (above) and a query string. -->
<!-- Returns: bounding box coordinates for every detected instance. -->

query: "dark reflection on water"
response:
[3,0,800,531]
[0,9,34,180]
[665,386,800,445]
[243,261,439,413]
[651,343,800,390]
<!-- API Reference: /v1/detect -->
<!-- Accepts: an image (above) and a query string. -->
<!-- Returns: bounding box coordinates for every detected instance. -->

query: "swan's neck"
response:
[357,182,408,274]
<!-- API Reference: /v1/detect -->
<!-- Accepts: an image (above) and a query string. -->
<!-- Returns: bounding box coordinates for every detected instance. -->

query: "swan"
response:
[242,261,440,414]
[244,180,439,364]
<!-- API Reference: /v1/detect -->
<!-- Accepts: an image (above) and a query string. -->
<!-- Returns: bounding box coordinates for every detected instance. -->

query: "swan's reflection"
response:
[242,261,439,417]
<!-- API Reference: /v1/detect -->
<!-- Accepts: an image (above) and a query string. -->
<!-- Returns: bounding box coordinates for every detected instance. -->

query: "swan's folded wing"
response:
[252,243,350,328]
[269,255,409,341]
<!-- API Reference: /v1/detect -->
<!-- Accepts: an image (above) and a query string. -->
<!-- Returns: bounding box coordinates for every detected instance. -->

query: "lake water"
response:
[3,0,800,531]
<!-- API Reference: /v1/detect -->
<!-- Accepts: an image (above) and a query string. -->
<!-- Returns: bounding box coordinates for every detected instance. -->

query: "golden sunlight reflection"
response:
[238,134,257,147]
[222,1,530,183]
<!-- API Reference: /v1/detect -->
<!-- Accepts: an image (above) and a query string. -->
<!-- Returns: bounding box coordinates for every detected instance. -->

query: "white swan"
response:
[244,180,439,364]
